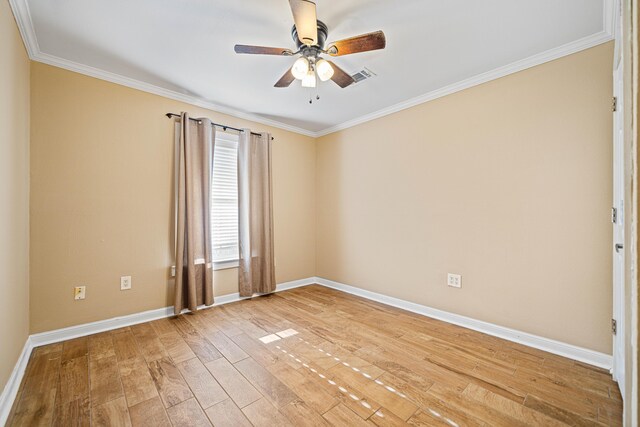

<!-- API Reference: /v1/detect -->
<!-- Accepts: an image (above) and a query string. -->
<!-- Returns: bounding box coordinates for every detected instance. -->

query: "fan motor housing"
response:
[292,20,328,50]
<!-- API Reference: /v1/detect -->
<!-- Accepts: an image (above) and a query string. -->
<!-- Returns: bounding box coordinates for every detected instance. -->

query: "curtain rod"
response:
[165,113,274,140]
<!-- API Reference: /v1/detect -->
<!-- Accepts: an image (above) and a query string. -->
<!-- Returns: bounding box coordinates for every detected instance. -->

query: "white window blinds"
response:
[211,133,239,263]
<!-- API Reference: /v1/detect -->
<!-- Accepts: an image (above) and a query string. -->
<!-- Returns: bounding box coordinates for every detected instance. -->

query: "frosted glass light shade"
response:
[291,57,310,80]
[316,59,334,81]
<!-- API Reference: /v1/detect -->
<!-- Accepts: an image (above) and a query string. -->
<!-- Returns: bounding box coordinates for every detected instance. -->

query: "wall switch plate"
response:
[74,286,86,300]
[170,266,176,277]
[447,273,462,288]
[120,276,132,290]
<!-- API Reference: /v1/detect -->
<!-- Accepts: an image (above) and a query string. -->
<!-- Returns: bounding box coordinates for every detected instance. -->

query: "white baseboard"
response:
[0,338,33,426]
[30,277,316,347]
[314,277,613,370]
[1,274,613,425]
[0,277,315,425]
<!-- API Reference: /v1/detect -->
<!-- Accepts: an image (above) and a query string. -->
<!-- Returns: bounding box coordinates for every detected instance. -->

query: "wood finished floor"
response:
[7,285,622,426]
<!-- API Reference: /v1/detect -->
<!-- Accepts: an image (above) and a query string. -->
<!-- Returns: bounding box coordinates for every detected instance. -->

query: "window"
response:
[211,133,239,266]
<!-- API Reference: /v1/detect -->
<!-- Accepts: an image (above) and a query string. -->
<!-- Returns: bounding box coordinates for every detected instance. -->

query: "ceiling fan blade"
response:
[274,67,296,88]
[234,45,293,56]
[326,61,355,88]
[326,31,386,56]
[289,0,318,46]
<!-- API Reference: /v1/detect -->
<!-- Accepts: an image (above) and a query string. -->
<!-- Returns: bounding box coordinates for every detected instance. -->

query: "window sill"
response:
[170,260,239,277]
[213,260,239,271]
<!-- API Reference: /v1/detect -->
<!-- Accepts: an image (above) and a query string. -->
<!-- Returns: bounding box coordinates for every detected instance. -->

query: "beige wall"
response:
[316,42,614,354]
[28,39,615,357]
[30,63,316,333]
[0,1,30,390]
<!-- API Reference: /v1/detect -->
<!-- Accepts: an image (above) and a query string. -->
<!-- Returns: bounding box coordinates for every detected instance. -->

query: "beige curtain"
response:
[238,130,275,297]
[174,112,215,314]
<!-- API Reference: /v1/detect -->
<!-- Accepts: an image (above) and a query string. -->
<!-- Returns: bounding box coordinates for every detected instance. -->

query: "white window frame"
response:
[211,132,239,270]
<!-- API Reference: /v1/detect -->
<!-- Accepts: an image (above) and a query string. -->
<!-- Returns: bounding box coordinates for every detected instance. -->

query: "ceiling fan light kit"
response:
[292,56,310,80]
[301,69,317,88]
[316,58,334,81]
[233,0,386,94]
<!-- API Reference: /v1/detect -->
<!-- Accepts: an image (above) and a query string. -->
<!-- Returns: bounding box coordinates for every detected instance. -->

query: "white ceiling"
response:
[13,0,612,136]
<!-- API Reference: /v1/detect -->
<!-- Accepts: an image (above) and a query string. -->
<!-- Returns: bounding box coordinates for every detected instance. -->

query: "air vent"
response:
[351,67,376,84]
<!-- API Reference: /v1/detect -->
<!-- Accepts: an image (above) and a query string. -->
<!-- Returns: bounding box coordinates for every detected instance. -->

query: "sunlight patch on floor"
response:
[256,330,460,427]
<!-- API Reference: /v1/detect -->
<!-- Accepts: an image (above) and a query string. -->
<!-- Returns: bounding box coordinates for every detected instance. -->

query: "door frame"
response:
[611,0,625,400]
[612,53,625,396]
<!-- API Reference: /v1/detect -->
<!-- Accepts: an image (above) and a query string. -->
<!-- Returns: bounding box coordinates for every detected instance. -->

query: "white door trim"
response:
[611,0,625,399]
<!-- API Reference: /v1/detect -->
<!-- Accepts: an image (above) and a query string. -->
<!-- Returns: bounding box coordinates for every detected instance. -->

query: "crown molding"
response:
[316,0,615,137]
[8,0,38,57]
[10,0,615,139]
[8,0,316,138]
[32,52,318,138]
[315,31,613,137]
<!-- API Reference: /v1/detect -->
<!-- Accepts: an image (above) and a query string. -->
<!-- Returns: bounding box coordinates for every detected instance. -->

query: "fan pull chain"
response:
[308,93,320,104]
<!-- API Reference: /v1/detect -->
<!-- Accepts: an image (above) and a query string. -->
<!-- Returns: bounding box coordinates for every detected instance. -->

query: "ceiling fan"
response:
[234,0,386,89]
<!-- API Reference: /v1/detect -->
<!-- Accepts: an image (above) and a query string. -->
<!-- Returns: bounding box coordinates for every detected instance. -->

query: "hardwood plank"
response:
[89,355,124,406]
[131,323,169,362]
[148,357,193,408]
[328,362,418,420]
[204,357,262,408]
[88,332,116,361]
[119,357,158,407]
[523,394,605,426]
[370,408,413,427]
[166,398,212,427]
[128,396,171,427]
[462,383,565,426]
[92,396,131,427]
[373,371,436,411]
[598,402,623,426]
[158,332,197,364]
[56,356,89,405]
[171,316,223,362]
[32,342,63,357]
[112,330,142,362]
[150,317,178,336]
[230,333,281,367]
[242,397,293,427]
[408,408,482,427]
[294,359,381,420]
[427,383,530,427]
[52,396,90,427]
[512,366,601,420]
[355,344,465,395]
[322,403,374,427]
[204,309,244,337]
[279,398,331,427]
[204,399,252,427]
[176,357,228,409]
[208,330,249,363]
[61,338,88,362]
[233,357,298,409]
[268,360,338,414]
[283,339,342,370]
[10,351,62,426]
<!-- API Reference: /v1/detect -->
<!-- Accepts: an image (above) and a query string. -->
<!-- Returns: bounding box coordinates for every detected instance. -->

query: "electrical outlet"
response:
[447,273,462,288]
[120,276,132,290]
[74,286,86,300]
